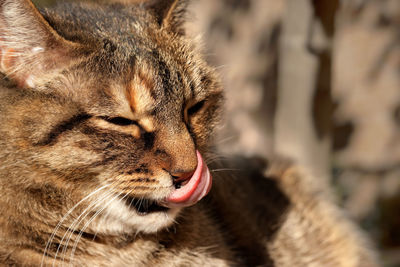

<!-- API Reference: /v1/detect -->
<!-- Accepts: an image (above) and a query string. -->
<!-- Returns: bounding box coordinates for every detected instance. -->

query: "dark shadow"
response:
[202,156,291,266]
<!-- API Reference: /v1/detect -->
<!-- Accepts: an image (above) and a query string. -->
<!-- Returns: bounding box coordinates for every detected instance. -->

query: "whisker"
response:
[91,189,134,242]
[134,195,144,211]
[40,184,110,267]
[59,187,118,266]
[56,183,117,266]
[214,64,231,71]
[203,151,230,162]
[210,168,241,173]
[205,155,230,165]
[68,190,132,266]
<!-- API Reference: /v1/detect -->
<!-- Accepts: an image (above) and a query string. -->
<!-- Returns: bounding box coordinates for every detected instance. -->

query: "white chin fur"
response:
[89,197,181,235]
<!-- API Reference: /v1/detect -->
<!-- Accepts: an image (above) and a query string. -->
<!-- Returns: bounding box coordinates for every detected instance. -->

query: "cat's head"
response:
[0,0,222,234]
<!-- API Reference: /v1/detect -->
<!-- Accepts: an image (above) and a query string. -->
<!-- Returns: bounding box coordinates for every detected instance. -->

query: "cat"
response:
[0,0,378,266]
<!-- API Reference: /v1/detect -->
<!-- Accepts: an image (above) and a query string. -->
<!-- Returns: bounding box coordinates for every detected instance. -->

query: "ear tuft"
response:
[0,0,79,88]
[144,0,190,35]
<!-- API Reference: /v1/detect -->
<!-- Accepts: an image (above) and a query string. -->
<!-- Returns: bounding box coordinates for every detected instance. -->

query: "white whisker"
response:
[58,186,117,266]
[68,190,132,266]
[40,184,110,267]
[210,168,241,173]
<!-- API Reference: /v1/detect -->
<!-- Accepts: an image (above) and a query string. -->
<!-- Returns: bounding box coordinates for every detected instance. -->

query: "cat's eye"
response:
[101,116,139,126]
[187,100,206,116]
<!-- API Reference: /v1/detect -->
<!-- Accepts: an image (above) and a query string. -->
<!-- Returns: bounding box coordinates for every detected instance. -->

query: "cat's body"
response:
[0,0,377,266]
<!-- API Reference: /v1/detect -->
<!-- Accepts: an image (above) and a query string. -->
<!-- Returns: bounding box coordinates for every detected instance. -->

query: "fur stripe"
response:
[35,114,91,146]
[152,50,173,94]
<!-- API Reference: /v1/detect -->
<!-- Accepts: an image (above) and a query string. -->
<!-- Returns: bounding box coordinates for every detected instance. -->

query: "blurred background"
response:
[33,0,400,266]
[186,0,400,266]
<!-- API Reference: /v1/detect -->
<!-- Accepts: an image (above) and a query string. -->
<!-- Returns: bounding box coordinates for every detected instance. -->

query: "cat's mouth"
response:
[124,196,169,215]
[162,151,212,208]
[123,151,212,215]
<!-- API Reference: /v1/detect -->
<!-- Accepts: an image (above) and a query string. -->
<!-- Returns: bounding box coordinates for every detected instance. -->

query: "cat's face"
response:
[0,0,222,234]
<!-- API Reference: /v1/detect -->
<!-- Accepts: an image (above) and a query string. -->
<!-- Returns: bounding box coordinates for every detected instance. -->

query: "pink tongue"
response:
[162,151,212,208]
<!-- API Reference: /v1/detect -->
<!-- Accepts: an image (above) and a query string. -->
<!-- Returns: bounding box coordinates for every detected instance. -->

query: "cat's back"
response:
[204,157,378,266]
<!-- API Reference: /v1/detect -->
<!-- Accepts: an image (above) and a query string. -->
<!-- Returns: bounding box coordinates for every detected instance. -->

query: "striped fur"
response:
[0,0,377,266]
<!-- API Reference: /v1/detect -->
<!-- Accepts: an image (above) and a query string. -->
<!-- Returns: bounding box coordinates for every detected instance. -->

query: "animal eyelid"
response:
[187,100,206,116]
[100,116,140,127]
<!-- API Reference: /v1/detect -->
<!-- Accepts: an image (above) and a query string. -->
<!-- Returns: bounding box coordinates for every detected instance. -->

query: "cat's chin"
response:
[90,195,181,235]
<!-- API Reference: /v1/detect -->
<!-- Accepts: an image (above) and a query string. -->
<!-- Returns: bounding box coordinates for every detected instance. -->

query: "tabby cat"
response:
[0,0,378,266]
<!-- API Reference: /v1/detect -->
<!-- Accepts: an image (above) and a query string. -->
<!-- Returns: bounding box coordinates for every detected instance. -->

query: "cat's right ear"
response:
[144,0,190,35]
[0,0,80,88]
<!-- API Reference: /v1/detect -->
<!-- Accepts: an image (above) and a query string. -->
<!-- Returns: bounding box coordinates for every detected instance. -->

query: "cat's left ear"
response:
[144,0,190,35]
[0,0,81,88]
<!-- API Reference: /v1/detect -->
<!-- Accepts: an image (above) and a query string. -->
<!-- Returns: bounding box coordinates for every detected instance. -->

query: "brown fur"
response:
[0,0,378,266]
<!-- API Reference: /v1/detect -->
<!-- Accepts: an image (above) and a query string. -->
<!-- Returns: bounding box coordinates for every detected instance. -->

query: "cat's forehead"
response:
[104,41,210,111]
[99,49,189,117]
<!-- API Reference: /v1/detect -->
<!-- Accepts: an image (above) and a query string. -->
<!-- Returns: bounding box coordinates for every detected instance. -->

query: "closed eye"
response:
[187,100,206,116]
[101,116,139,126]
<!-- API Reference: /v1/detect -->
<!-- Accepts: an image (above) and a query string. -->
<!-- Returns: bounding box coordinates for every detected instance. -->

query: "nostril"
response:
[171,169,195,182]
